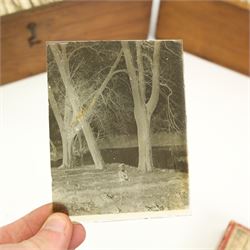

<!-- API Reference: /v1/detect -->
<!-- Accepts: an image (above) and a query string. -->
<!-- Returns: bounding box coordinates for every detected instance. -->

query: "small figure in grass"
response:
[118,163,129,182]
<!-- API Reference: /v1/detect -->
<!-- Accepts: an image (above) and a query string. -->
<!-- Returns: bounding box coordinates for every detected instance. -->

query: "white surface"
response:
[0,52,249,250]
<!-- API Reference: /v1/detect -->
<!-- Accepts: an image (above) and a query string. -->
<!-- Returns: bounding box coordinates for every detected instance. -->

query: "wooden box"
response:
[156,0,250,75]
[1,1,152,84]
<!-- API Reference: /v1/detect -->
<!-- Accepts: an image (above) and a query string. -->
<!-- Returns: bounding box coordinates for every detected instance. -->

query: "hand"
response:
[0,204,86,250]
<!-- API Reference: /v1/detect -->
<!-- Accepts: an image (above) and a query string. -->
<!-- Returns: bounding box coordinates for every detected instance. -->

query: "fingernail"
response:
[72,221,81,225]
[43,214,67,233]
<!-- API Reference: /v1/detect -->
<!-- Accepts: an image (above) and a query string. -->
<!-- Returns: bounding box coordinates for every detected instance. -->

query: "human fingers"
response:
[69,223,86,250]
[0,203,53,244]
[21,213,73,250]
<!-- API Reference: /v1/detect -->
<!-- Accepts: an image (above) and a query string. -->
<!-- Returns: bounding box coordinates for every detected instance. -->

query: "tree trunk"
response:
[80,120,105,169]
[50,44,106,170]
[60,131,73,168]
[121,41,160,172]
[61,132,69,168]
[77,132,84,167]
[135,107,153,172]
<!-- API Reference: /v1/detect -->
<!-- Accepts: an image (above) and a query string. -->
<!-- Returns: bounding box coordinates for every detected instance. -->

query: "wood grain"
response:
[225,0,250,10]
[0,1,152,84]
[156,1,250,75]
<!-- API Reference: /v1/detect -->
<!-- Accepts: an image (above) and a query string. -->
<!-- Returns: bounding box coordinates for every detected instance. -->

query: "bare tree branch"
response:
[48,86,64,134]
[68,45,99,61]
[70,57,85,79]
[143,53,153,68]
[136,41,146,102]
[72,50,123,128]
[146,41,161,117]
[164,42,182,59]
[121,41,142,107]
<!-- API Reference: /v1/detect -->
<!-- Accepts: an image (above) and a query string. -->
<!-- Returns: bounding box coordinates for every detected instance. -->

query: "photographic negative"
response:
[47,40,189,220]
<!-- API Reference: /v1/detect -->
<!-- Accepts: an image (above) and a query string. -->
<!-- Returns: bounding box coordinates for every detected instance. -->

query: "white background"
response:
[0,51,249,250]
[0,0,250,248]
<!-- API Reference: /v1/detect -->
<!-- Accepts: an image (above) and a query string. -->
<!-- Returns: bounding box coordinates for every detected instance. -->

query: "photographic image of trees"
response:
[47,40,189,218]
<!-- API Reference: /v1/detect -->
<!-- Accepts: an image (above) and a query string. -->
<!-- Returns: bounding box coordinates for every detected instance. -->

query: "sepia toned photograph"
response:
[47,40,189,220]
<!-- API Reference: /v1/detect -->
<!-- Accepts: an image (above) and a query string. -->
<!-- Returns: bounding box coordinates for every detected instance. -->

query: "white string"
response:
[147,0,161,40]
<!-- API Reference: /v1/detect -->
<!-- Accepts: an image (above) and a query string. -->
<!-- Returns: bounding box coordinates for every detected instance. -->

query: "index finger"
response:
[0,203,53,244]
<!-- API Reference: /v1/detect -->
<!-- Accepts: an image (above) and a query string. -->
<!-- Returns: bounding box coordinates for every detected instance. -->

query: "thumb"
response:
[21,213,73,250]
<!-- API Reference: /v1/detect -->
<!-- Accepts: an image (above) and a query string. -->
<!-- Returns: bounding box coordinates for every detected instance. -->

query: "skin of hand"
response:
[0,203,86,250]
